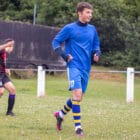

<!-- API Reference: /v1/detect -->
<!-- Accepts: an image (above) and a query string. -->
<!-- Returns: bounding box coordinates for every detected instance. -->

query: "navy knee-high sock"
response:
[7,94,15,113]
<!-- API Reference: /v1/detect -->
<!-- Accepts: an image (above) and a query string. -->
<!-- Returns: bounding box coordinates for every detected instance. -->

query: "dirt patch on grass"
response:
[90,72,125,82]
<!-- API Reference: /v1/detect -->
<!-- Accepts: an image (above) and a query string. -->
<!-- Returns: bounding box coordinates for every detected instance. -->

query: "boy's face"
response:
[78,8,93,23]
[5,46,14,54]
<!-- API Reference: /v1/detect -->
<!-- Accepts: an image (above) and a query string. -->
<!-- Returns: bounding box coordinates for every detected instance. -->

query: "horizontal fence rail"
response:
[11,68,140,74]
[11,67,140,102]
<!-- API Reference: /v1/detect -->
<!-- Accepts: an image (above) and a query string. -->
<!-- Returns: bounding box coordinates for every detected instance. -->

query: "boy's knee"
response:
[74,96,82,102]
[9,86,16,94]
[0,92,4,97]
[72,89,83,101]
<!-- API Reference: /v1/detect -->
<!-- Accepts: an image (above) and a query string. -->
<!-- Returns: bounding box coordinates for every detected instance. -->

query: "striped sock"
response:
[72,100,81,128]
[60,98,72,118]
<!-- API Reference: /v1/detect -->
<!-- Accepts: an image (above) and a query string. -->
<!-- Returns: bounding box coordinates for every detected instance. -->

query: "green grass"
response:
[0,74,140,140]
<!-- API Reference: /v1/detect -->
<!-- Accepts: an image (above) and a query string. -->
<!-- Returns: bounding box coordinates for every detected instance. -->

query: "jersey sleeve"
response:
[52,25,70,50]
[92,28,101,56]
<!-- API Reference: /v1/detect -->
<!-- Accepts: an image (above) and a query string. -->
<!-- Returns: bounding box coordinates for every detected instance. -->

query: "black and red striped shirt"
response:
[0,49,7,73]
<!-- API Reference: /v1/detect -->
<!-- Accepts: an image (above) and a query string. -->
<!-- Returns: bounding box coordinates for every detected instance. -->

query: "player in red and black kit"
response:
[0,39,16,116]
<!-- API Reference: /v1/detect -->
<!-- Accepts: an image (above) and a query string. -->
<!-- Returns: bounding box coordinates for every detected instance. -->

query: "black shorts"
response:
[0,73,11,88]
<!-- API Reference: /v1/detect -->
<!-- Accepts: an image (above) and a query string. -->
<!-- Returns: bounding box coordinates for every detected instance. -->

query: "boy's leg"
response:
[0,87,4,98]
[0,77,4,98]
[6,94,16,116]
[61,98,72,117]
[67,68,84,136]
[72,89,83,136]
[72,70,89,136]
[4,80,16,116]
[54,98,72,130]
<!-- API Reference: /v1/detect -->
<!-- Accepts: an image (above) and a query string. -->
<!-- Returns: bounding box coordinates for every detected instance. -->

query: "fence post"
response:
[37,66,45,97]
[126,67,134,102]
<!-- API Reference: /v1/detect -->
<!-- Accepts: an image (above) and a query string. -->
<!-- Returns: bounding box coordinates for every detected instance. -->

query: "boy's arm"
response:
[52,25,71,62]
[92,28,101,63]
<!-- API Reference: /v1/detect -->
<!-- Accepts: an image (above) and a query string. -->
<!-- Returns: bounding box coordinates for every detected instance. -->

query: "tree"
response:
[0,0,139,69]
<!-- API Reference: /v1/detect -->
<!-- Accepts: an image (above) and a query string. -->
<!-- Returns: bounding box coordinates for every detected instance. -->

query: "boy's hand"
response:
[93,54,99,62]
[4,38,15,48]
[6,40,15,48]
[5,69,11,76]
[67,54,73,62]
[5,40,15,53]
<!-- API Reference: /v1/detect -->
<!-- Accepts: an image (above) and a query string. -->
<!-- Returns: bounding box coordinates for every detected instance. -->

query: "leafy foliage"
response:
[0,0,139,69]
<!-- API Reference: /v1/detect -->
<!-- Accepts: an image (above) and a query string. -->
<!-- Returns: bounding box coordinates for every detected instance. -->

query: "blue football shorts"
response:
[67,67,89,93]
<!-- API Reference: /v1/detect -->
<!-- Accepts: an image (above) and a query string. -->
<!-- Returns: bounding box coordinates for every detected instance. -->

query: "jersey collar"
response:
[76,20,88,26]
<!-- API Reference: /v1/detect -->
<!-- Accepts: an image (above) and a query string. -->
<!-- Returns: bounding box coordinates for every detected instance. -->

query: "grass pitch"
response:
[0,73,140,140]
